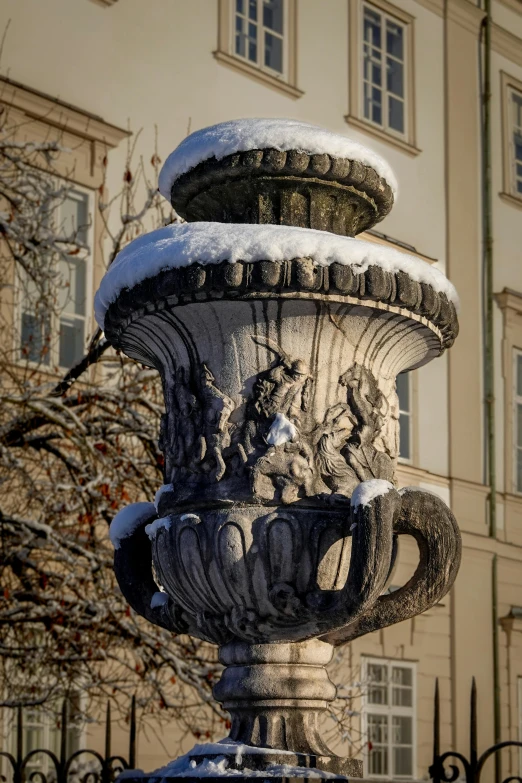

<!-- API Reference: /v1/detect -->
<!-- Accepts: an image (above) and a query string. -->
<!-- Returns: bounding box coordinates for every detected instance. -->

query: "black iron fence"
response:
[0,699,136,783]
[430,678,522,783]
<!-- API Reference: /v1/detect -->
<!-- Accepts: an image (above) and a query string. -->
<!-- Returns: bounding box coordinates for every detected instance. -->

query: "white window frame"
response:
[508,86,522,198]
[397,372,413,464]
[16,183,94,372]
[362,657,417,780]
[513,350,522,494]
[231,0,288,80]
[360,1,409,141]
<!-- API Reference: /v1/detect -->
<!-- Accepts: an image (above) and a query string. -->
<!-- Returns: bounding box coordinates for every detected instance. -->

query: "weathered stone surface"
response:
[104,125,462,779]
[169,149,394,236]
[103,260,458,354]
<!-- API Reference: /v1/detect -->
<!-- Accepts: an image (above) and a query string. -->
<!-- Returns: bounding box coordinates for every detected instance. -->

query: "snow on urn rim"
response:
[157,118,399,200]
[94,221,459,330]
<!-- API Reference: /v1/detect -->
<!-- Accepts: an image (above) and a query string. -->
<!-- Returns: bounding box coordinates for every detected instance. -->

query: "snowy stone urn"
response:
[95,120,461,781]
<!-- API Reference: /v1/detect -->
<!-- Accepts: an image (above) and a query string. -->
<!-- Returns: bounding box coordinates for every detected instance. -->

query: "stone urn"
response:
[96,120,461,780]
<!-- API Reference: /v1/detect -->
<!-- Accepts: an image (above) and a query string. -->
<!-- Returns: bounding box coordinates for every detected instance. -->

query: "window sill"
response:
[344,115,421,157]
[499,191,522,210]
[213,50,304,99]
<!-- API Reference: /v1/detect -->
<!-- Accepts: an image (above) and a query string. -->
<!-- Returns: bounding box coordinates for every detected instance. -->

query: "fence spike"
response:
[433,678,440,764]
[129,695,136,770]
[60,700,68,767]
[105,700,111,761]
[470,677,478,772]
[16,704,23,768]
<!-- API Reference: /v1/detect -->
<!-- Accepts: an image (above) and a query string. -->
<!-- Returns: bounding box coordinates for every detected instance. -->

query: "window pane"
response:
[367,663,388,705]
[248,22,257,61]
[397,373,410,412]
[392,716,413,776]
[389,96,405,133]
[235,14,257,61]
[394,745,413,777]
[263,0,283,34]
[399,412,411,459]
[386,20,404,59]
[392,666,413,707]
[265,31,283,72]
[393,715,413,744]
[517,446,522,492]
[21,311,51,365]
[236,0,244,13]
[517,355,522,396]
[61,192,89,246]
[371,86,383,124]
[368,715,388,776]
[364,7,382,48]
[249,0,257,20]
[59,317,85,368]
[387,58,404,98]
[392,666,412,686]
[236,15,246,56]
[58,257,86,316]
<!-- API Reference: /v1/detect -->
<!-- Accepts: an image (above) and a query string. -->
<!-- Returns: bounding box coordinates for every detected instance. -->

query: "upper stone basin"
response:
[158,119,397,236]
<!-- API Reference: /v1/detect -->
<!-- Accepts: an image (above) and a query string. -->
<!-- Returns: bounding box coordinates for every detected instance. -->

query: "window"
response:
[397,372,412,462]
[514,351,522,493]
[362,658,416,779]
[215,0,301,98]
[19,188,92,370]
[501,72,522,206]
[346,0,417,154]
[362,3,406,136]
[509,87,522,197]
[3,701,82,781]
[235,0,284,75]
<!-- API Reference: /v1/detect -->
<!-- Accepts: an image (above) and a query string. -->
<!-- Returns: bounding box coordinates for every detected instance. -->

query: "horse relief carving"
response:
[161,339,398,503]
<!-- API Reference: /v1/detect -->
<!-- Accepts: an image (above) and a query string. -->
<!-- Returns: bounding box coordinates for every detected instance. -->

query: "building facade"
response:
[0,0,521,780]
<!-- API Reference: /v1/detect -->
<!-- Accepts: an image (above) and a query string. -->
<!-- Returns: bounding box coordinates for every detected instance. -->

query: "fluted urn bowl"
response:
[98,219,459,644]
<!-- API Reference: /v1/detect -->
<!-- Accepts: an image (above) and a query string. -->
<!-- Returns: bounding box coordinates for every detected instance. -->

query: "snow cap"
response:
[351,479,395,510]
[94,222,459,329]
[109,502,157,549]
[158,118,398,199]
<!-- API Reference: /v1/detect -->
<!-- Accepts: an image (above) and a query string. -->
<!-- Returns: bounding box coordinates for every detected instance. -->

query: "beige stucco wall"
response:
[0,0,522,780]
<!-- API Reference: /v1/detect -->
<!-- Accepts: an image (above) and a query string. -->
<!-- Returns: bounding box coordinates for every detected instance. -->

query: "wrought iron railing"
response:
[0,698,136,783]
[430,678,522,783]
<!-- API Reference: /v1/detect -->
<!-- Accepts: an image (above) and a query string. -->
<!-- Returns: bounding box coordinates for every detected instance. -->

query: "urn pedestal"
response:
[96,120,462,780]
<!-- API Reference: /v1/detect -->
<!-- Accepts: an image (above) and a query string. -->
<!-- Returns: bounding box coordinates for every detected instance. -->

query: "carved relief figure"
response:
[162,350,395,500]
[338,365,394,483]
[242,337,313,457]
[198,363,235,481]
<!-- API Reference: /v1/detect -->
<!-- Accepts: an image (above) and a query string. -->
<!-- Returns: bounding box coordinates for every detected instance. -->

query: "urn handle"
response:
[112,507,187,634]
[321,487,461,646]
[307,481,401,636]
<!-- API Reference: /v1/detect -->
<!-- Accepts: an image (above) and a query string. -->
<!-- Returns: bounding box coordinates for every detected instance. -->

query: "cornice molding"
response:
[492,23,522,67]
[414,0,444,17]
[443,1,522,67]
[447,0,485,35]
[0,76,129,147]
[497,0,522,15]
[495,287,522,315]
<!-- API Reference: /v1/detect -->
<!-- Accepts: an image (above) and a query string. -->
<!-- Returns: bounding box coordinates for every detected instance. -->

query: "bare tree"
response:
[0,101,225,743]
[0,100,366,758]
